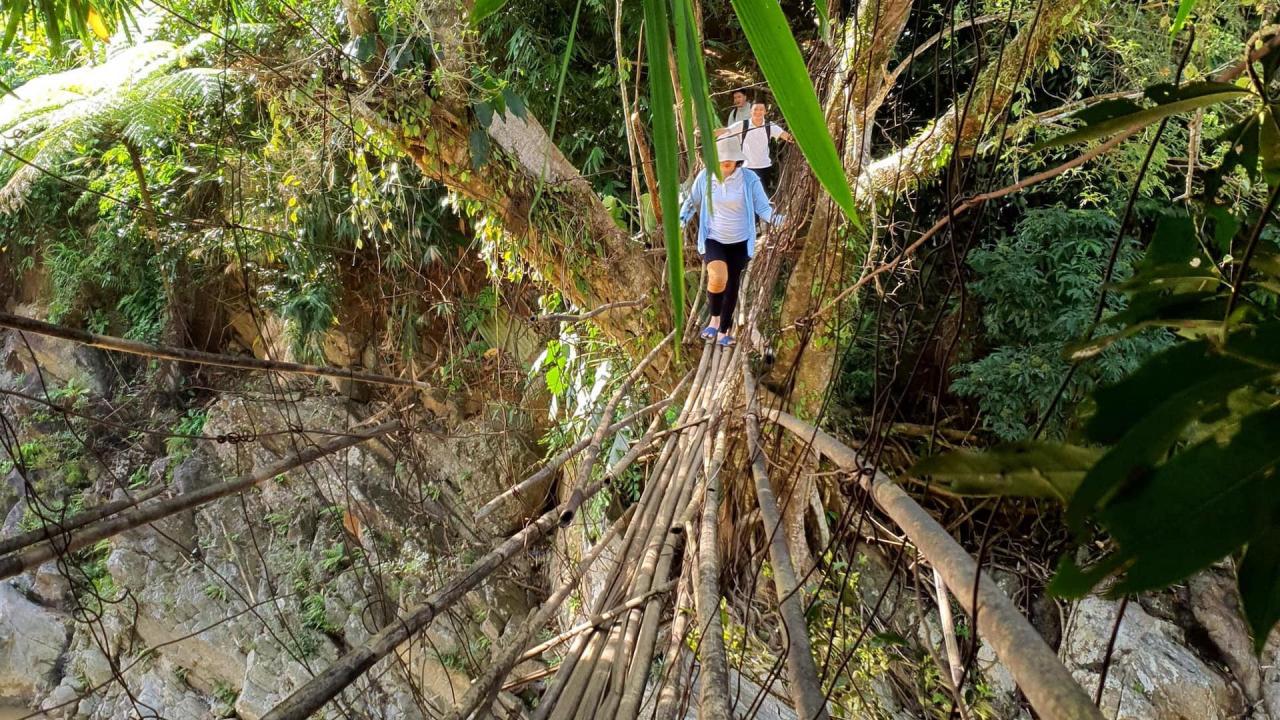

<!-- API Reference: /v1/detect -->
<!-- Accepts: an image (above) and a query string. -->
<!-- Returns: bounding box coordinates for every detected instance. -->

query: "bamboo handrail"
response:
[764,409,1104,720]
[0,312,429,389]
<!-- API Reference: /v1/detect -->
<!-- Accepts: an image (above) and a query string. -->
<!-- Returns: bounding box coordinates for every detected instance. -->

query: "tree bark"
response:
[768,0,914,405]
[857,2,1089,197]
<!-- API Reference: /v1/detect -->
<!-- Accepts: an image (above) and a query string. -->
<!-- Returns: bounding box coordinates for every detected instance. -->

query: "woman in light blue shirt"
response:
[679,135,782,347]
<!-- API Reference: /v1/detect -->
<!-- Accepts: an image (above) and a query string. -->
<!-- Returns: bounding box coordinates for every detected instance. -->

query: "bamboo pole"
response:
[576,624,623,720]
[262,408,669,720]
[652,551,695,720]
[443,508,634,720]
[0,485,165,556]
[517,582,676,664]
[614,350,730,719]
[0,422,400,580]
[546,629,611,720]
[694,426,732,720]
[764,409,1105,720]
[0,312,429,389]
[529,629,596,720]
[742,368,831,720]
[604,448,690,717]
[524,401,683,720]
[615,465,698,720]
[934,567,964,688]
[539,344,715,718]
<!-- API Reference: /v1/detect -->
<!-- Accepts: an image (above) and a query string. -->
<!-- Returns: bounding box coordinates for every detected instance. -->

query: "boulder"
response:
[1062,596,1243,719]
[1189,568,1261,704]
[81,665,216,720]
[0,329,117,398]
[0,582,69,700]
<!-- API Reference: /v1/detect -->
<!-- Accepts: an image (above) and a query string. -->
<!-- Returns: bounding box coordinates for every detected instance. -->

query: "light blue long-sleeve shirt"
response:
[678,167,777,258]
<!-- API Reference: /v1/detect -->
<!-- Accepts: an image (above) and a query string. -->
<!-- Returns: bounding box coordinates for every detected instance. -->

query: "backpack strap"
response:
[738,119,749,148]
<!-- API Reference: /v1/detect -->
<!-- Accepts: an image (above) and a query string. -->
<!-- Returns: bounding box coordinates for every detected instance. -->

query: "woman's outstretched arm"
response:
[679,169,706,226]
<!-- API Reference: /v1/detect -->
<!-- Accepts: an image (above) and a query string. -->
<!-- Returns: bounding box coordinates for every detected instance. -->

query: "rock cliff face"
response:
[0,325,542,718]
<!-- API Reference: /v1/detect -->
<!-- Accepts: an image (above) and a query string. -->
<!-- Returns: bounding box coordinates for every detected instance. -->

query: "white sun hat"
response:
[715,134,745,164]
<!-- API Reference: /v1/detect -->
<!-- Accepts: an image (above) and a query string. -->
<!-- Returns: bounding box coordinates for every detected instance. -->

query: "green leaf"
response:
[468,127,490,170]
[1066,214,1231,358]
[1066,340,1270,530]
[911,442,1102,504]
[545,0,582,152]
[668,0,701,157]
[1144,80,1243,104]
[1074,99,1143,125]
[813,0,829,42]
[471,0,510,24]
[1260,107,1280,187]
[1239,527,1280,651]
[1096,407,1280,595]
[1038,87,1252,149]
[1225,321,1280,368]
[1207,115,1262,198]
[1169,0,1197,37]
[2,3,24,53]
[502,88,527,120]
[669,0,719,179]
[1064,293,1229,360]
[1084,340,1265,444]
[473,101,494,129]
[1049,552,1125,598]
[642,0,685,347]
[870,631,912,649]
[729,0,861,230]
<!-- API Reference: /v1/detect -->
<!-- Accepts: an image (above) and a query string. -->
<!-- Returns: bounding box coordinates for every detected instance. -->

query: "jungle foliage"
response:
[3,0,1280,687]
[917,52,1280,648]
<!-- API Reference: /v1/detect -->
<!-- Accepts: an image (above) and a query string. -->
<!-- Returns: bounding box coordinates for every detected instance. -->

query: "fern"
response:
[0,40,242,211]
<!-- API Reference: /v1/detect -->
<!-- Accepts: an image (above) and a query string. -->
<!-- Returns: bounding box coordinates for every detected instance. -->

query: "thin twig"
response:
[536,299,646,324]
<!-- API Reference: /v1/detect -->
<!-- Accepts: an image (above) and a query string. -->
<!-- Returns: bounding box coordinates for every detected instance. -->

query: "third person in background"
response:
[725,89,752,127]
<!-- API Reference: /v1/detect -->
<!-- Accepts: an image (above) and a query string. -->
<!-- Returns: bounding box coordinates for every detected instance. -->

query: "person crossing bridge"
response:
[680,134,783,348]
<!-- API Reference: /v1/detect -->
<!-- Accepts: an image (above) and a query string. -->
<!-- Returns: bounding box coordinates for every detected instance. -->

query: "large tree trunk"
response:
[767,0,914,407]
[771,0,1090,414]
[761,0,1088,576]
[343,0,1087,397]
[339,0,674,376]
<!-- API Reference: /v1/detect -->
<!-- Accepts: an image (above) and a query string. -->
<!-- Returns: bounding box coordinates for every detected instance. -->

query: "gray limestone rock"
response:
[0,582,69,701]
[1062,596,1243,720]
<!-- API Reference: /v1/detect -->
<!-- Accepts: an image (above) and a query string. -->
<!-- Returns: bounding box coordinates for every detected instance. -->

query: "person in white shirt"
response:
[679,136,783,347]
[718,102,792,195]
[724,90,752,127]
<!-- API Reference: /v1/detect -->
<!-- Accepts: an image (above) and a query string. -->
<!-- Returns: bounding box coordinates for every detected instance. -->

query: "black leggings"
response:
[751,165,775,195]
[703,238,750,333]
